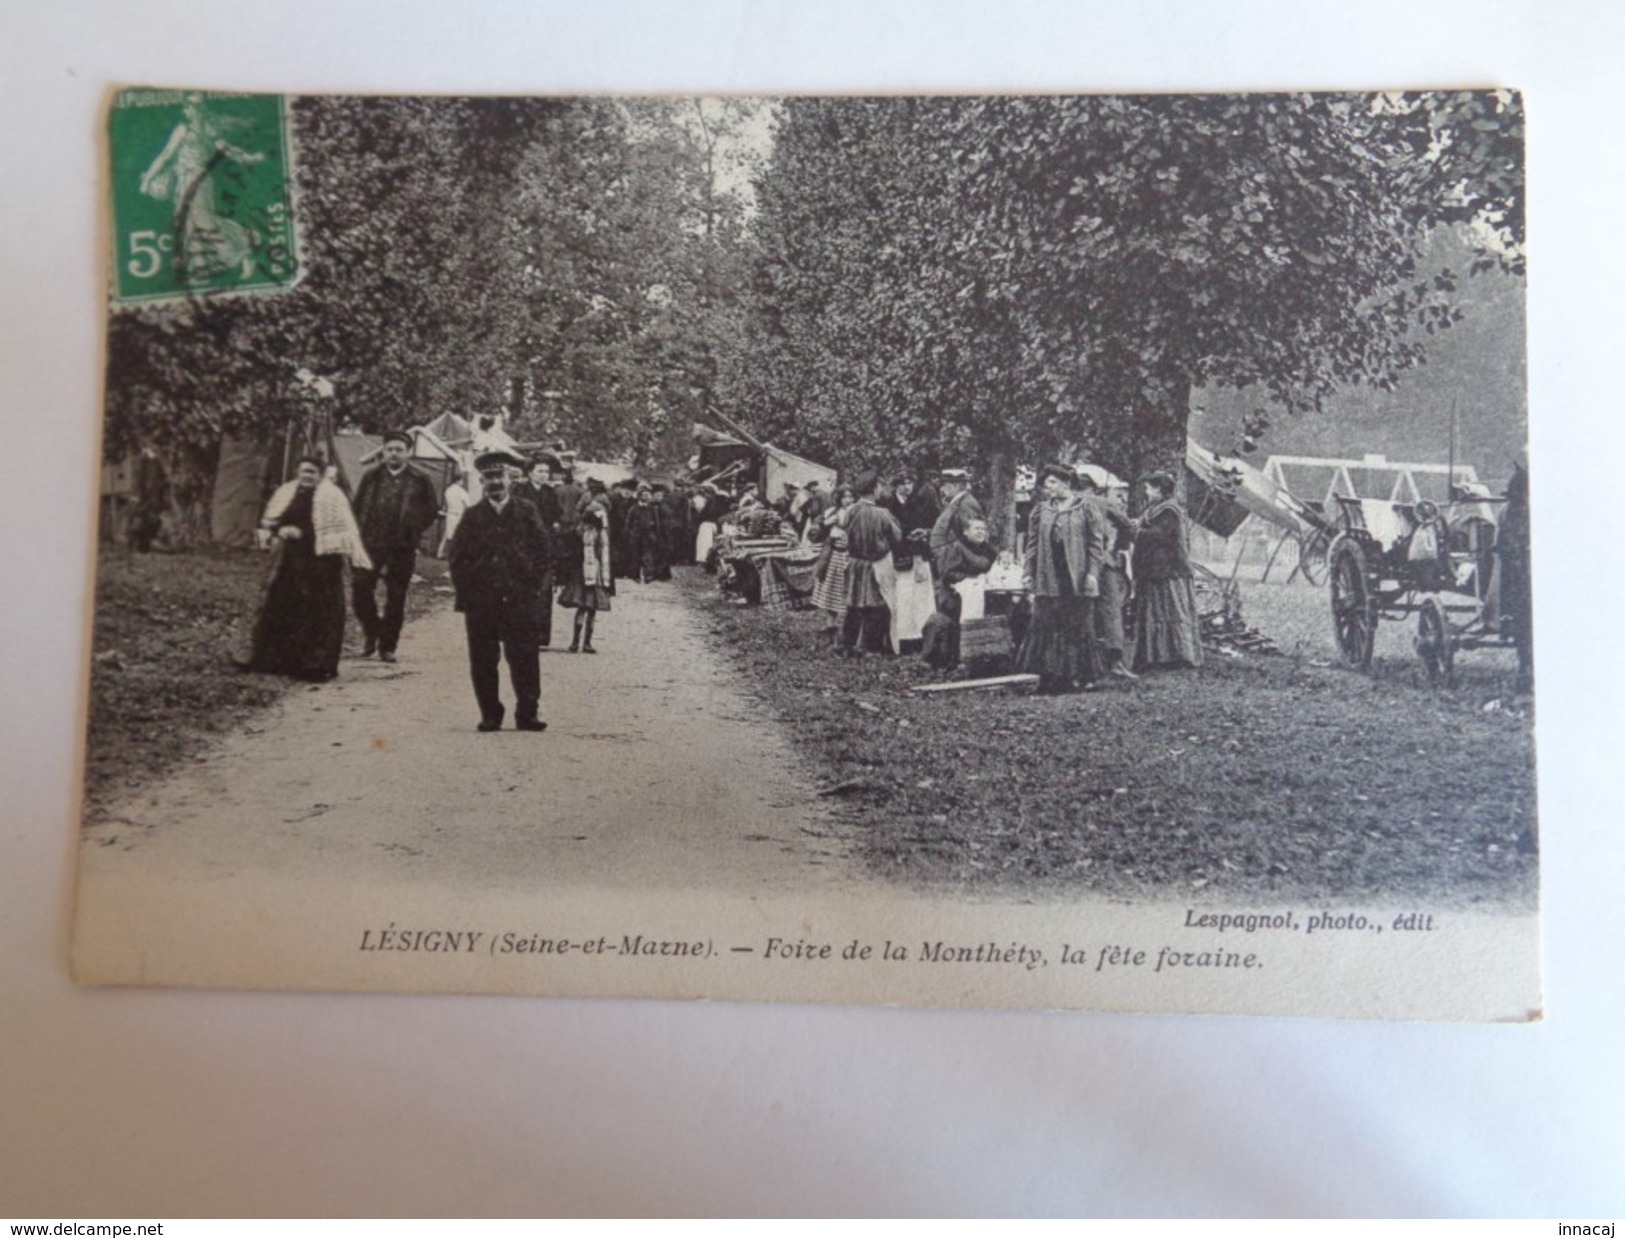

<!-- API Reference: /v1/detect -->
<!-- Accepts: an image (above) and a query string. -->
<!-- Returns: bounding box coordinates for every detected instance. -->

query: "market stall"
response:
[714,531,822,610]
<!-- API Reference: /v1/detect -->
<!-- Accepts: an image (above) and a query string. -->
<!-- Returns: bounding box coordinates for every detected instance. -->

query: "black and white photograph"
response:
[69,88,1540,1020]
[11,0,1625,1219]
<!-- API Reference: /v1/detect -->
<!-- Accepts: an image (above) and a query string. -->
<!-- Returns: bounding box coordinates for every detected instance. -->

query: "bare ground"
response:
[675,567,1539,909]
[80,571,869,897]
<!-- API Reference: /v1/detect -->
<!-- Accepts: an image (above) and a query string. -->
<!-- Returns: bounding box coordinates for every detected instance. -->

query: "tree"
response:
[506,98,762,468]
[733,92,1524,536]
[103,94,762,540]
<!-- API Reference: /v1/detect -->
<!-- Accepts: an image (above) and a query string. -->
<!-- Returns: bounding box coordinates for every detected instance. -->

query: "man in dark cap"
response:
[798,479,828,539]
[448,451,553,732]
[896,472,942,538]
[554,465,585,534]
[350,429,440,662]
[928,467,986,571]
[608,480,637,580]
[659,482,689,568]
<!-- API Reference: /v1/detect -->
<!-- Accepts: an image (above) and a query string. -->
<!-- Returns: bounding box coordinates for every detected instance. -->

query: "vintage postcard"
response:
[73,89,1537,1020]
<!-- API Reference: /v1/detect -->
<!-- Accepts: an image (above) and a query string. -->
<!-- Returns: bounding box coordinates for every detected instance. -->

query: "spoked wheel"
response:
[1297,527,1332,587]
[1329,536,1376,670]
[1192,563,1242,632]
[1415,597,1455,686]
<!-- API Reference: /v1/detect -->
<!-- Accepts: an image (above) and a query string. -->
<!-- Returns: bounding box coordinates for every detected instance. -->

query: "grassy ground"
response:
[676,566,1538,908]
[84,545,447,816]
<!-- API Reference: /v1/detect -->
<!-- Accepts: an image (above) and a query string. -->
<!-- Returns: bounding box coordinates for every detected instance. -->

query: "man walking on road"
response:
[350,429,440,663]
[448,451,553,733]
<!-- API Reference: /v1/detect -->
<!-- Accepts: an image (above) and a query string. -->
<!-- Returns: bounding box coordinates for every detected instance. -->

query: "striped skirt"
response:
[812,547,851,614]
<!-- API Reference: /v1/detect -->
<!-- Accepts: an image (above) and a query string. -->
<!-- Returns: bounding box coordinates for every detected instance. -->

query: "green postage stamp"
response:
[109,89,298,302]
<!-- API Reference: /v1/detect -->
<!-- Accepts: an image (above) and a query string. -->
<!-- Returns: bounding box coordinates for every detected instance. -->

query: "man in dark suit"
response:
[448,451,553,733]
[511,455,562,648]
[350,429,441,663]
[928,467,987,570]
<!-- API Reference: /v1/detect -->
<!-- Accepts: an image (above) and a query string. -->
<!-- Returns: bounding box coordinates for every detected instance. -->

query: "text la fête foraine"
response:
[357,906,1440,973]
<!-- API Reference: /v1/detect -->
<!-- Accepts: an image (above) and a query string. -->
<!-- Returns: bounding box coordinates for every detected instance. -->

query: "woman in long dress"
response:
[694,484,722,567]
[237,456,371,681]
[1018,464,1107,694]
[1131,471,1204,670]
[558,500,613,653]
[810,485,856,637]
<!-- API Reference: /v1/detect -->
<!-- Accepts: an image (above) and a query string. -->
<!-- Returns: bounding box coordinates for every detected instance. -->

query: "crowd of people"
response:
[236,433,706,731]
[1016,464,1203,694]
[235,430,1207,728]
[698,460,1206,694]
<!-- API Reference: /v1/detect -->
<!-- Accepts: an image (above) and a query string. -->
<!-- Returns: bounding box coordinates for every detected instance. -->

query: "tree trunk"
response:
[1120,374,1192,514]
[986,443,1018,557]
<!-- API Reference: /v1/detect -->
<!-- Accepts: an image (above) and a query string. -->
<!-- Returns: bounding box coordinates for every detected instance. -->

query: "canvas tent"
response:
[329,433,383,491]
[209,399,353,548]
[692,422,836,502]
[209,422,471,551]
[421,411,475,448]
[572,459,637,488]
[420,411,528,461]
[209,435,285,548]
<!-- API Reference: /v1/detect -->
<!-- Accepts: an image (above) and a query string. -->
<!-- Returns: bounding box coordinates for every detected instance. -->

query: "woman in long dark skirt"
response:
[1018,463,1108,694]
[238,456,371,682]
[556,476,601,601]
[1131,470,1204,670]
[558,500,614,653]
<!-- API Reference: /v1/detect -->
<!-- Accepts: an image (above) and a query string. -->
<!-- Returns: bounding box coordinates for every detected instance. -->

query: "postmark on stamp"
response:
[109,89,298,302]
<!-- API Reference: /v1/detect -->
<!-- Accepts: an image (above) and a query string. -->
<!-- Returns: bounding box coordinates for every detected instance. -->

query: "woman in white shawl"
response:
[237,456,371,681]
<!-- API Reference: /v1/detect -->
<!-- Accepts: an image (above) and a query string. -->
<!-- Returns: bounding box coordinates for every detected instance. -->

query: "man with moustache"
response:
[350,429,440,663]
[928,468,987,569]
[448,451,553,733]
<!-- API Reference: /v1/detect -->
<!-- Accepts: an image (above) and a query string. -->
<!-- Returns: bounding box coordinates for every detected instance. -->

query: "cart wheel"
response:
[1298,528,1331,587]
[1329,536,1376,670]
[1415,597,1454,686]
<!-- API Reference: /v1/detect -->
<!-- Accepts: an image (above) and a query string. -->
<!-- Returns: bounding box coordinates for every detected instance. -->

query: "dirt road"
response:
[79,576,866,897]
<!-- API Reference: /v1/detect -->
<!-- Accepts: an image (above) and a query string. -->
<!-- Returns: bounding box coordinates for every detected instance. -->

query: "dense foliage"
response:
[730,92,1524,532]
[105,96,761,539]
[104,91,1523,545]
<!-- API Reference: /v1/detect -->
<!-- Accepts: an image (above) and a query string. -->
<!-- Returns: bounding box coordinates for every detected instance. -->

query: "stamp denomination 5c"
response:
[110,89,297,302]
